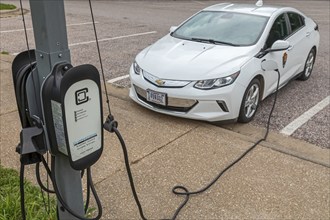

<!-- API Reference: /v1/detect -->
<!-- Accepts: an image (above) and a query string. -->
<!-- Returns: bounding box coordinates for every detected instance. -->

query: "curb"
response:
[0,8,28,18]
[221,124,330,168]
[0,8,20,15]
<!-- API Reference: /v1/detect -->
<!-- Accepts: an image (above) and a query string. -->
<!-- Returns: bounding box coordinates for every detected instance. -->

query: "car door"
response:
[285,12,310,77]
[263,13,291,94]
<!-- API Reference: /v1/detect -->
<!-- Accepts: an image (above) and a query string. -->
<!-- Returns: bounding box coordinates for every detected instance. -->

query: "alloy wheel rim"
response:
[244,84,259,118]
[305,52,314,77]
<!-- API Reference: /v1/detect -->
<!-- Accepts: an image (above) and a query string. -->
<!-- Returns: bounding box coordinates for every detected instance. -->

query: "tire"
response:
[238,78,261,123]
[298,48,316,81]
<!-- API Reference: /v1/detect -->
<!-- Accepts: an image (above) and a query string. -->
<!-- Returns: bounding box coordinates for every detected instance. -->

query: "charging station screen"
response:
[64,79,102,161]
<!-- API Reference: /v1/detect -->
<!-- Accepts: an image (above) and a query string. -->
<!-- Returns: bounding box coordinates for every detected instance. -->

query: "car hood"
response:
[136,35,255,81]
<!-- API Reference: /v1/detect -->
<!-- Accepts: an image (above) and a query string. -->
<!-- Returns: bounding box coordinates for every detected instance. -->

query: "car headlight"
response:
[133,61,142,75]
[194,71,240,90]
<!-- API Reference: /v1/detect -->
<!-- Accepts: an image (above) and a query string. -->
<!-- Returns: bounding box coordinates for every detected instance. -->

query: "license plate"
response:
[146,89,167,106]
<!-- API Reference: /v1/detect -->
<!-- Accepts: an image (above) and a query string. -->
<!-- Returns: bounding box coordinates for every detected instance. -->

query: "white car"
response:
[129,3,319,122]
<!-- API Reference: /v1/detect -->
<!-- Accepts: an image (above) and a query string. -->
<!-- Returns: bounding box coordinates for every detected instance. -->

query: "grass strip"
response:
[0,165,56,220]
[0,3,16,10]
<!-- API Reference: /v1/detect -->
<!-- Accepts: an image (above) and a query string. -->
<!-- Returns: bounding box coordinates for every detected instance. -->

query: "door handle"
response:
[288,45,294,51]
[306,32,311,37]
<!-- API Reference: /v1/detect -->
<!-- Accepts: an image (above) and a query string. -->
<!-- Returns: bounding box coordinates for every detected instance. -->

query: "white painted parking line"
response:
[69,31,157,47]
[281,96,330,136]
[0,22,99,34]
[11,31,157,55]
[107,74,129,84]
[67,21,99,27]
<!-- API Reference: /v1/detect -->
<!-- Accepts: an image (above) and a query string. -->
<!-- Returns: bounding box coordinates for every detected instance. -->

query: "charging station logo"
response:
[75,88,89,105]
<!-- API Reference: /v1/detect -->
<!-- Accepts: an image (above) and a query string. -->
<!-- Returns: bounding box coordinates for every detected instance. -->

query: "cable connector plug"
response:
[103,114,118,133]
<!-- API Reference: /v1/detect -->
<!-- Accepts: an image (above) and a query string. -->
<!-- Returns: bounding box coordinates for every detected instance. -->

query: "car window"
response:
[172,11,269,46]
[265,13,289,48]
[288,12,304,33]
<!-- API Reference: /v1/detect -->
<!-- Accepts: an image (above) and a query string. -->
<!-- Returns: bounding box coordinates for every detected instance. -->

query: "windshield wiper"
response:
[191,37,238,46]
[191,37,213,43]
[210,39,239,46]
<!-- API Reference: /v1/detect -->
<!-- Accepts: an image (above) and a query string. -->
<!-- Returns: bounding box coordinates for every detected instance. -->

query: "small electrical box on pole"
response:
[42,63,103,170]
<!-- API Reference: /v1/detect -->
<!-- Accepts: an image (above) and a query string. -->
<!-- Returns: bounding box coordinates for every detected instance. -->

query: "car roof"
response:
[203,3,287,17]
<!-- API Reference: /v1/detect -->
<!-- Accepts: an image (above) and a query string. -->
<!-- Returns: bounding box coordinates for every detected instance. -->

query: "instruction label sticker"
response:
[64,79,102,162]
[51,100,68,155]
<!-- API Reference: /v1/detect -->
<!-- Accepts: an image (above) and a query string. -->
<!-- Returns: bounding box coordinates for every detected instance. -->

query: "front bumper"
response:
[129,66,246,122]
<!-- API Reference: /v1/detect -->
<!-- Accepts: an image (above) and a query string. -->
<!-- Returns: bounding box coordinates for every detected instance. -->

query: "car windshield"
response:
[172,11,269,46]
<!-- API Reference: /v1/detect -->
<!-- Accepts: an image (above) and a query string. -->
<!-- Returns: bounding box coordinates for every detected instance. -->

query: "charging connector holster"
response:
[12,50,46,165]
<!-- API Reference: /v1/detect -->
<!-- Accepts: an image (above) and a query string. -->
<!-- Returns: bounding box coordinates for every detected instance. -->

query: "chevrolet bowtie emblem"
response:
[155,79,165,86]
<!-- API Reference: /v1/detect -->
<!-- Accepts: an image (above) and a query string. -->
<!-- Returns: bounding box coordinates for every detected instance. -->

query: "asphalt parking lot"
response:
[0,0,329,148]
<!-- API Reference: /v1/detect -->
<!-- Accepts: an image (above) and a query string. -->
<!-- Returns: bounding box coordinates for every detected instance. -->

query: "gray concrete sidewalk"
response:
[1,54,329,219]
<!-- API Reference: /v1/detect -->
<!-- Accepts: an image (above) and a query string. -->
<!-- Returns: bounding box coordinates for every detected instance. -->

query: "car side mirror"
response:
[261,59,278,71]
[169,26,178,33]
[266,40,290,52]
[256,40,291,58]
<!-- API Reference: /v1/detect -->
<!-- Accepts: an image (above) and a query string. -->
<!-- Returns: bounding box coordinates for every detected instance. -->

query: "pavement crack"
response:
[93,125,200,186]
[131,125,199,166]
[0,59,12,64]
[0,109,18,116]
[93,168,124,186]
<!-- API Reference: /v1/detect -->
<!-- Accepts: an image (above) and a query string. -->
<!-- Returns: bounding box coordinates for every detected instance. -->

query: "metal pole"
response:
[28,0,84,219]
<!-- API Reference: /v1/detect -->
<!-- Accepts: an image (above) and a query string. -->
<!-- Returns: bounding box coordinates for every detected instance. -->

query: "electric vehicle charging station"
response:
[13,0,104,218]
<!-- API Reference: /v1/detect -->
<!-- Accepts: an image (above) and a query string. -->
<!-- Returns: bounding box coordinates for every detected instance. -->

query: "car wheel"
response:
[298,48,316,81]
[238,78,261,123]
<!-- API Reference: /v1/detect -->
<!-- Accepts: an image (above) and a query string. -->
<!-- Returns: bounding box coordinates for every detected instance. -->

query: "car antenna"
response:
[256,0,263,7]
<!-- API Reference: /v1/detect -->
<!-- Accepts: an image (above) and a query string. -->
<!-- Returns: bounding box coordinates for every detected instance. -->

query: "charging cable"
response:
[104,68,281,220]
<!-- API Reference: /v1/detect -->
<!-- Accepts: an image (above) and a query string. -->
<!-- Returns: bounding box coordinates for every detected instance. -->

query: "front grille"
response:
[134,85,197,113]
[142,71,190,88]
